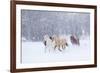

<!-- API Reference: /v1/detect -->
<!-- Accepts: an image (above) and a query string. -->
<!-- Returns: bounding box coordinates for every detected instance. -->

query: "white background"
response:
[0,0,100,73]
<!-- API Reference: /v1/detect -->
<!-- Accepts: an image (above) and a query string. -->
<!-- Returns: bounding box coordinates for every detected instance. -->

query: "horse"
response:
[70,35,80,45]
[43,35,55,53]
[52,35,68,51]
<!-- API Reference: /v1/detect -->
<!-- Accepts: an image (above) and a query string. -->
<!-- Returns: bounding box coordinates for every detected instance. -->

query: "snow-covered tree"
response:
[21,10,90,41]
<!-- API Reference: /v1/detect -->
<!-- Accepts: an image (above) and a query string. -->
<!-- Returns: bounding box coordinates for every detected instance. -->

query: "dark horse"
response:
[70,35,80,45]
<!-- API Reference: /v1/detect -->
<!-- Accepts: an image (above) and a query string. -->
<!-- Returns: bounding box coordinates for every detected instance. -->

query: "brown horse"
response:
[70,35,80,45]
[52,35,68,51]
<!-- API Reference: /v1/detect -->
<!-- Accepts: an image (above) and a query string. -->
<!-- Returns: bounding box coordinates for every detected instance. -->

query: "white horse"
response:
[43,35,55,53]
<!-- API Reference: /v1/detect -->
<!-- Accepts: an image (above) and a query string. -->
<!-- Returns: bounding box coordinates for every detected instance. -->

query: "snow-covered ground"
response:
[22,36,91,64]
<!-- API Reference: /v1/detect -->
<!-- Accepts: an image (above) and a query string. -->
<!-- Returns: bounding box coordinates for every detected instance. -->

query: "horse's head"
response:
[44,35,49,40]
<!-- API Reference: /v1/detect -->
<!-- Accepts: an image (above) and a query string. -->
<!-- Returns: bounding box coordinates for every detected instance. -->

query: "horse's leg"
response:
[49,48,50,53]
[61,44,63,49]
[58,45,62,52]
[64,44,66,50]
[62,45,65,50]
[58,48,62,52]
[54,45,57,51]
[78,40,80,45]
[62,45,64,50]
[45,46,47,53]
[60,42,64,51]
[76,39,80,45]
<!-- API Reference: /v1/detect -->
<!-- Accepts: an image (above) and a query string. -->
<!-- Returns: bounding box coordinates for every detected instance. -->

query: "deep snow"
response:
[22,36,91,64]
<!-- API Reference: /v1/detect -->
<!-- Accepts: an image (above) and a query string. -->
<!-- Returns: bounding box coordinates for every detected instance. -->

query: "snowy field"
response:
[22,36,91,64]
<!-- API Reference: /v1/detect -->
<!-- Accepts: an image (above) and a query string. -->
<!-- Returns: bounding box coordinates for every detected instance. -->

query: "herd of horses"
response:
[43,34,80,52]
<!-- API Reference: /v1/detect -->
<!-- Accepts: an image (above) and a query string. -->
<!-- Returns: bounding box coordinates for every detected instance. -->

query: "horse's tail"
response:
[66,42,68,46]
